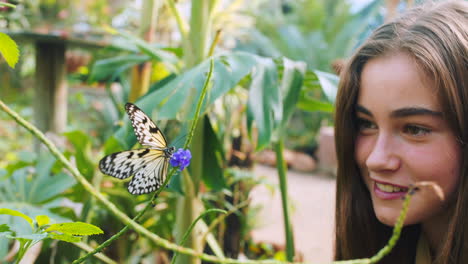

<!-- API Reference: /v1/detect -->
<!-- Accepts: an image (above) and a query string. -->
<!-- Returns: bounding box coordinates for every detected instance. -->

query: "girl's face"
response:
[355,52,461,227]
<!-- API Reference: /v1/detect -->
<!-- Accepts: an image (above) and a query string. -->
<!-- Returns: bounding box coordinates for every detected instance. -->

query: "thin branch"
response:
[200,199,250,249]
[171,209,227,264]
[165,0,188,39]
[73,242,117,264]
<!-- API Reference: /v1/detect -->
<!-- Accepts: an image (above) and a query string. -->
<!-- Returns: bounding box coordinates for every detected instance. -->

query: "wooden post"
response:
[128,0,161,102]
[34,41,67,134]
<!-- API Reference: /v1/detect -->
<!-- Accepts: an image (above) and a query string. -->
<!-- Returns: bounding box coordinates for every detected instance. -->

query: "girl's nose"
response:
[365,134,401,172]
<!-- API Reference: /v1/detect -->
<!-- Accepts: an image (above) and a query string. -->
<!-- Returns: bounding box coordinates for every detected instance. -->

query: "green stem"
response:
[183,59,214,150]
[0,58,413,263]
[274,139,295,261]
[368,189,413,263]
[0,2,16,8]
[105,82,124,116]
[15,241,28,264]
[171,208,226,264]
[72,168,176,264]
[200,199,250,249]
[165,0,188,38]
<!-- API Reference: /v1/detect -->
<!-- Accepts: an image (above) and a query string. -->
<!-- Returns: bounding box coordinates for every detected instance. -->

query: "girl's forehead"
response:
[357,53,441,110]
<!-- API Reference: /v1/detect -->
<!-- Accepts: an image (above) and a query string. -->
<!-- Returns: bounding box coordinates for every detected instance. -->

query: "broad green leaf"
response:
[278,58,306,134]
[36,215,50,227]
[247,57,281,150]
[0,32,19,68]
[118,30,179,73]
[63,130,94,180]
[314,70,339,103]
[46,222,103,236]
[202,116,226,190]
[116,51,259,147]
[48,233,81,243]
[88,54,150,83]
[29,157,76,203]
[0,208,33,229]
[297,97,334,113]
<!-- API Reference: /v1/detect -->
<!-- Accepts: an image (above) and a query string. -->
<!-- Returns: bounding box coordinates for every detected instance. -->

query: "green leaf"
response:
[11,234,47,242]
[63,130,94,179]
[313,70,339,103]
[46,222,103,236]
[116,51,259,147]
[118,30,179,73]
[0,208,33,229]
[0,224,11,233]
[297,96,334,113]
[202,116,226,191]
[0,32,19,68]
[48,233,81,243]
[247,57,281,150]
[36,215,50,227]
[278,58,306,133]
[88,54,149,83]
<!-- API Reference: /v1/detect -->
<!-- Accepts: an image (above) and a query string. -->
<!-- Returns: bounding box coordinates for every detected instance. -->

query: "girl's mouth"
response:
[373,180,409,200]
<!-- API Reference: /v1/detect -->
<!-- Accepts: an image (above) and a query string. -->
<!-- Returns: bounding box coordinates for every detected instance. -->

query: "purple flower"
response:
[170,149,192,170]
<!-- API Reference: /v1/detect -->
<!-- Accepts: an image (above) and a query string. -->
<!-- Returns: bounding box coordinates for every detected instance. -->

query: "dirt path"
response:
[250,165,336,263]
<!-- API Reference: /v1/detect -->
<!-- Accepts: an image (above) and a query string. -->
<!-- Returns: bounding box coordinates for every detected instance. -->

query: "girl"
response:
[334,1,467,263]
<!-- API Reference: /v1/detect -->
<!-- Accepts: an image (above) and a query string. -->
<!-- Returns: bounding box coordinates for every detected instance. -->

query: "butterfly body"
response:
[99,103,174,195]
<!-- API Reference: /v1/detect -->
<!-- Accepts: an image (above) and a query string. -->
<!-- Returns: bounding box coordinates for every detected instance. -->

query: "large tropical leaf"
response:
[202,116,226,190]
[114,51,260,148]
[246,56,281,149]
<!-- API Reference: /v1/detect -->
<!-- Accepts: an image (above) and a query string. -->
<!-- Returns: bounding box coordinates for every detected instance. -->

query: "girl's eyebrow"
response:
[355,105,372,116]
[355,104,443,118]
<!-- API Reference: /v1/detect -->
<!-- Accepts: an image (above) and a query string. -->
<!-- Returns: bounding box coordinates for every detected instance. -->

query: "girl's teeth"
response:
[376,182,405,193]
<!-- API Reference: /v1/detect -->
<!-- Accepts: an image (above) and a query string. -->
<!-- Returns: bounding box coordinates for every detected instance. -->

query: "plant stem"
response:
[171,208,226,264]
[183,59,214,150]
[165,0,188,38]
[274,139,295,261]
[72,168,176,264]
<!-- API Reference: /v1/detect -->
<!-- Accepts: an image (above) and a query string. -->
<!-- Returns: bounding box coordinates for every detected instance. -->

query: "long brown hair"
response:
[334,1,468,263]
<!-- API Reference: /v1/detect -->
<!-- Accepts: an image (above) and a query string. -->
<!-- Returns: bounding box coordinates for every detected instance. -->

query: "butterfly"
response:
[99,103,175,195]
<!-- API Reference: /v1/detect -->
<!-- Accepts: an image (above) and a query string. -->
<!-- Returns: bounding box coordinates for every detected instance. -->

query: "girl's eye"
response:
[403,125,431,137]
[357,118,377,132]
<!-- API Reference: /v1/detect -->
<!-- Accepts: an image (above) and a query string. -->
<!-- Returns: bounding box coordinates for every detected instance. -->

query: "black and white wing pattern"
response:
[99,103,174,195]
[125,103,168,149]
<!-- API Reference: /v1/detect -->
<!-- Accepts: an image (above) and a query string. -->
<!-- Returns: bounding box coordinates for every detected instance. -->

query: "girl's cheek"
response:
[355,135,372,168]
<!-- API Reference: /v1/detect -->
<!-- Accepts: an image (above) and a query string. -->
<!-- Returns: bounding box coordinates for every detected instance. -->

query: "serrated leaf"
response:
[46,222,103,236]
[36,215,50,227]
[0,32,19,68]
[48,233,81,243]
[0,208,33,229]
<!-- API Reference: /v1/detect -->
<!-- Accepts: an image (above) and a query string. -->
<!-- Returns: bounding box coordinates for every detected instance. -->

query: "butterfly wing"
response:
[128,154,169,195]
[125,103,168,149]
[99,148,170,194]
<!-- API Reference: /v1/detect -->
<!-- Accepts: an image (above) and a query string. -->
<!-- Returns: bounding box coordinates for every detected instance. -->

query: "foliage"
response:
[0,0,393,263]
[238,0,383,72]
[0,209,102,263]
[235,0,383,148]
[0,32,19,68]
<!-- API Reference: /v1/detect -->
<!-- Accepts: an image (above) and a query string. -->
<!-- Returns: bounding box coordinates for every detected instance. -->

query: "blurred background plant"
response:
[0,0,404,263]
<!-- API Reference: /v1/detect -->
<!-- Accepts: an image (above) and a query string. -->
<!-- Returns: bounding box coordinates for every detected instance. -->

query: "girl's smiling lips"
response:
[371,178,410,200]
